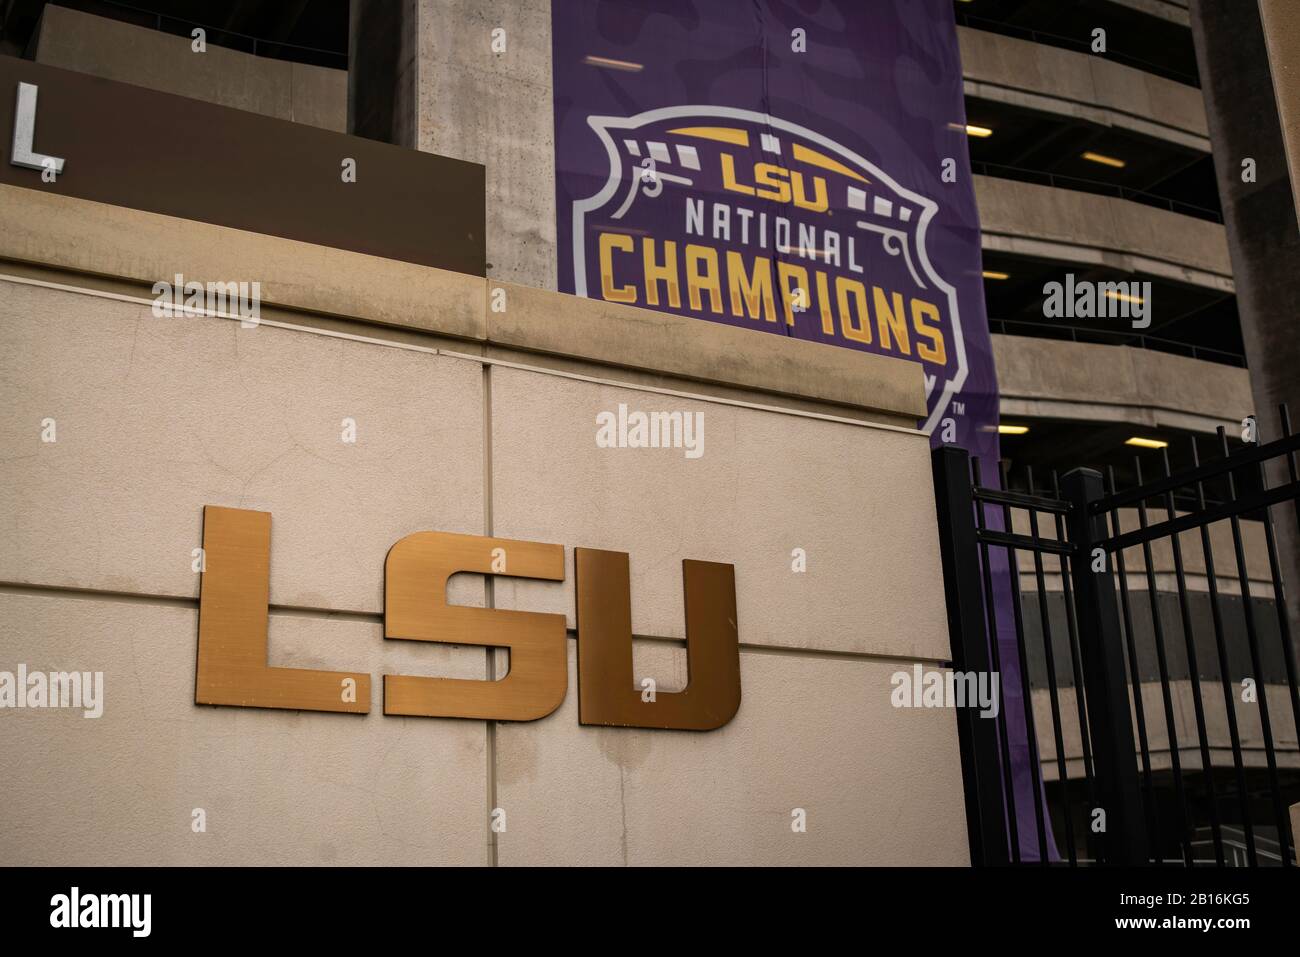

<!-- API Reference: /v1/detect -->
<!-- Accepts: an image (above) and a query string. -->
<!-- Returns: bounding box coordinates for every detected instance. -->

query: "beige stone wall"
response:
[497,643,966,865]
[0,592,488,866]
[0,189,967,866]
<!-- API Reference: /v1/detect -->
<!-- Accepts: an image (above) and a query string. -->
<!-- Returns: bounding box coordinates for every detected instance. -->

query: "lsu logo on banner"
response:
[568,106,968,434]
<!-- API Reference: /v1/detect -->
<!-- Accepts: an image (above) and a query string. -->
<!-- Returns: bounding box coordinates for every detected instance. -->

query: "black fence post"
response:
[1062,468,1149,865]
[932,446,1010,866]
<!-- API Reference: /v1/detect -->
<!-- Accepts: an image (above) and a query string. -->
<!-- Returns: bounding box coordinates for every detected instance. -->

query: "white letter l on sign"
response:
[11,82,65,174]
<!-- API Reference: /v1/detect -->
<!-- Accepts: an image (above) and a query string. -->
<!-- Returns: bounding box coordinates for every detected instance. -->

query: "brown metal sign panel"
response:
[0,56,485,276]
[384,531,567,721]
[195,505,371,714]
[574,548,741,730]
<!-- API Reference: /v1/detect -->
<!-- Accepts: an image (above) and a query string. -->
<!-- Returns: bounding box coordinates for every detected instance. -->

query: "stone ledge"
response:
[0,184,927,423]
[975,176,1233,285]
[993,334,1251,430]
[958,26,1207,141]
[486,281,926,421]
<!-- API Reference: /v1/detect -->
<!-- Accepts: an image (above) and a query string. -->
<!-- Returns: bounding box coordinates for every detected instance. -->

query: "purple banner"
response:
[552,0,1049,860]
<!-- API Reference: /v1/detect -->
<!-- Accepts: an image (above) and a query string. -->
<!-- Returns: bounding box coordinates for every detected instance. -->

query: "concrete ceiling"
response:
[955,0,1200,84]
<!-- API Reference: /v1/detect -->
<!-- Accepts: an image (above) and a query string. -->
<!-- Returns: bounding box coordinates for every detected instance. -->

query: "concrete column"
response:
[347,0,419,147]
[1292,802,1300,863]
[1258,1,1300,231]
[1190,0,1300,648]
[347,0,556,288]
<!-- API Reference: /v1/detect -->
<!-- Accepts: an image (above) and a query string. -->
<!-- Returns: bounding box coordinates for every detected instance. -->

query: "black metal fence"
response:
[933,408,1300,866]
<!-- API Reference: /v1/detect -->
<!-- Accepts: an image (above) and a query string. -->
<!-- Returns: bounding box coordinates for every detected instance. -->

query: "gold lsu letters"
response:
[194,505,741,731]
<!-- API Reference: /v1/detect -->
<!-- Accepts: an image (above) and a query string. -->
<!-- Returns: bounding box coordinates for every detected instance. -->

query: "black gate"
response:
[933,408,1300,866]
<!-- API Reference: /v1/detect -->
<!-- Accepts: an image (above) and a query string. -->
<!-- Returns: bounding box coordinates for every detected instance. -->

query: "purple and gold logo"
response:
[568,106,967,433]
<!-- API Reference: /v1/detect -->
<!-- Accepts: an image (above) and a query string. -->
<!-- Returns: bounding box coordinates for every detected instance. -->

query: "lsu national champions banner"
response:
[552,0,996,453]
[552,0,1047,859]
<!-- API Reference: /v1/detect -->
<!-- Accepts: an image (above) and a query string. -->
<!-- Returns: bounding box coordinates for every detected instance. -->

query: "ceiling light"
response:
[1082,151,1126,169]
[998,424,1029,435]
[1125,437,1168,449]
[982,270,1010,280]
[948,122,992,138]
[583,55,643,72]
[1105,288,1144,305]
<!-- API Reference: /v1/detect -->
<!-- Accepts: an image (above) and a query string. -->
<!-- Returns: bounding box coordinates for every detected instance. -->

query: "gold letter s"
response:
[384,532,566,721]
